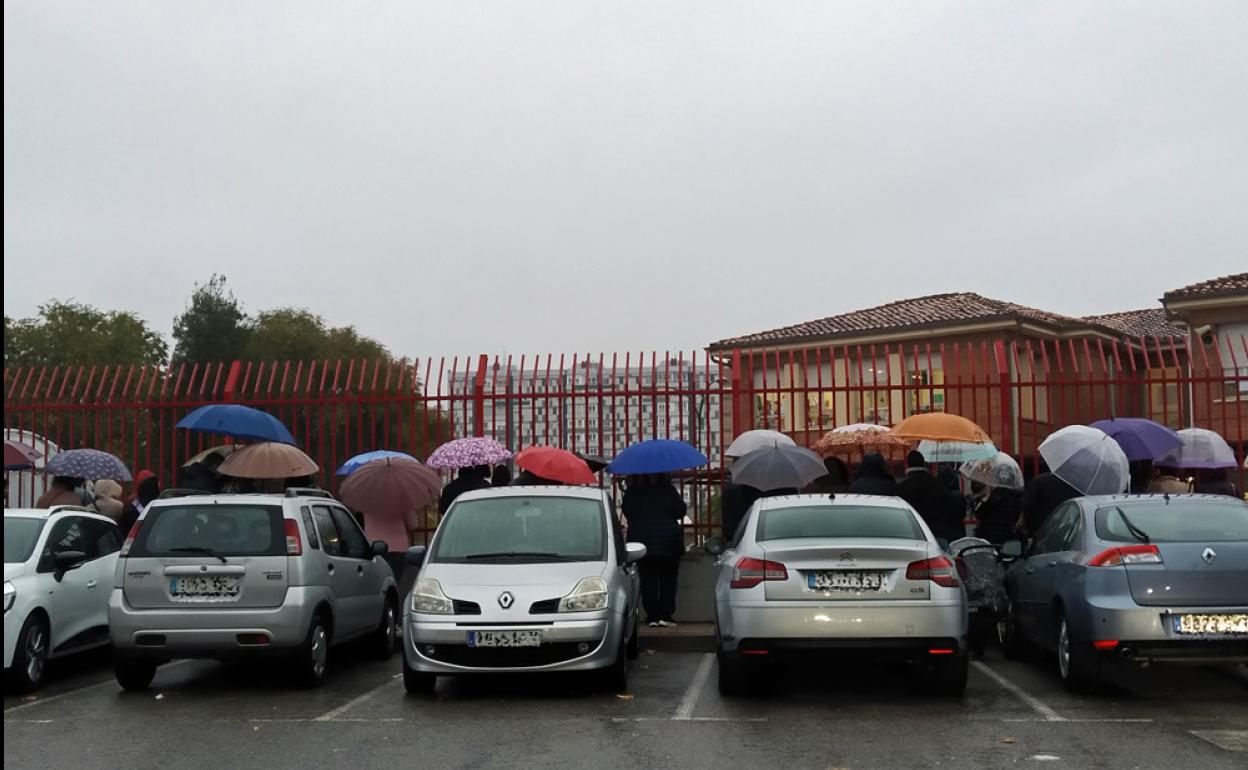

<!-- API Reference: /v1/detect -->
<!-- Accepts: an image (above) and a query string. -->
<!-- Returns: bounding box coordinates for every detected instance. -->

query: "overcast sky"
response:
[5,2,1246,359]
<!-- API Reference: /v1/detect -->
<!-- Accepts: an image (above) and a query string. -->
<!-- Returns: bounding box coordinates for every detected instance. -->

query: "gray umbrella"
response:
[43,448,132,481]
[730,445,827,492]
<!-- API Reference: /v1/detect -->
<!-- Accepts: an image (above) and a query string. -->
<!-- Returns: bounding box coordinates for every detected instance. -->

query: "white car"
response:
[4,506,122,691]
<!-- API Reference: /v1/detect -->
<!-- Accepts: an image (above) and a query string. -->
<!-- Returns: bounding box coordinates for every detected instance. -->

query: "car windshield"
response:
[130,504,285,558]
[1095,501,1248,543]
[757,505,926,541]
[432,496,605,563]
[4,517,46,563]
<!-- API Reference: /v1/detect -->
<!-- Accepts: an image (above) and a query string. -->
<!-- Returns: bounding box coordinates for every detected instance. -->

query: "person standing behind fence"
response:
[438,465,491,515]
[1021,467,1078,537]
[804,457,851,494]
[118,470,160,535]
[1146,465,1190,495]
[1194,468,1240,498]
[848,453,899,496]
[898,451,959,546]
[491,464,512,487]
[37,476,87,508]
[623,474,686,627]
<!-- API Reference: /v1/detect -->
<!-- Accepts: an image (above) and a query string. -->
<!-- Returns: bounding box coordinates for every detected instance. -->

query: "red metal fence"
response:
[5,336,1246,541]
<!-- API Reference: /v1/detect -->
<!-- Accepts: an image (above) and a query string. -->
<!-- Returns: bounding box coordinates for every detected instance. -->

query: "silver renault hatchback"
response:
[402,486,645,694]
[110,489,398,689]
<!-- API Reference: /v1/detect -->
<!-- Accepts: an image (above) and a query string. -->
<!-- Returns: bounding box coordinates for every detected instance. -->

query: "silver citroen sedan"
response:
[401,486,645,694]
[706,494,969,696]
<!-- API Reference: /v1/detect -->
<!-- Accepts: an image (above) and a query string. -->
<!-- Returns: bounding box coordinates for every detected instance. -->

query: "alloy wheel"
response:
[25,624,47,684]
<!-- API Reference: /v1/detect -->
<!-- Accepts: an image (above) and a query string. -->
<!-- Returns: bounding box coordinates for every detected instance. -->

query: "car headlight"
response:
[410,578,452,615]
[558,577,608,612]
[3,582,14,613]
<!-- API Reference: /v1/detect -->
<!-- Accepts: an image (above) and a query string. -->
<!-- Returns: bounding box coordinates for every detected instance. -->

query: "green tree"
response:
[3,301,167,367]
[171,274,251,364]
[243,308,388,362]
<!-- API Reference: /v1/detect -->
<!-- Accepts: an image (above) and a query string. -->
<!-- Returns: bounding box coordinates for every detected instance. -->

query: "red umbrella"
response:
[339,457,442,516]
[515,446,596,486]
[4,439,42,471]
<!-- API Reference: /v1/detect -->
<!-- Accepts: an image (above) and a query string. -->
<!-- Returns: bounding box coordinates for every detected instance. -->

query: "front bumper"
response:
[717,600,968,654]
[3,605,22,669]
[404,611,621,674]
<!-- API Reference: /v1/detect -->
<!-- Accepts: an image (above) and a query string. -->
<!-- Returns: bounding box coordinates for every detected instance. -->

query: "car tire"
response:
[8,614,50,693]
[716,648,749,696]
[114,658,158,691]
[291,614,330,688]
[1056,612,1102,694]
[926,650,969,696]
[625,610,640,661]
[402,656,436,695]
[370,598,397,660]
[597,640,629,694]
[999,602,1026,661]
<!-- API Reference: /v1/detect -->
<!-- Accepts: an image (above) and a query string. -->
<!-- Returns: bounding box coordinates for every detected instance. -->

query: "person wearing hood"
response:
[91,479,126,522]
[118,470,160,534]
[804,456,850,494]
[848,453,899,496]
[438,465,491,514]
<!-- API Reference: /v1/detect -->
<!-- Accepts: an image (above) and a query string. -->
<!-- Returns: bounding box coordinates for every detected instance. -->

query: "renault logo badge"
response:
[498,591,515,609]
[1202,547,1216,565]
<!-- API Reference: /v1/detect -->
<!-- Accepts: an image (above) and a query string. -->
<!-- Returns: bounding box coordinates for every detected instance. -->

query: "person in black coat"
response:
[1194,469,1241,498]
[848,453,899,496]
[804,457,851,494]
[438,465,491,515]
[1021,471,1079,537]
[974,485,1024,544]
[720,479,761,543]
[622,474,686,626]
[897,451,960,543]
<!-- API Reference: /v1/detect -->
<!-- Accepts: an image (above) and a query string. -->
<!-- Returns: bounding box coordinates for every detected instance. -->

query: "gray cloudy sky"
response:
[5,2,1246,359]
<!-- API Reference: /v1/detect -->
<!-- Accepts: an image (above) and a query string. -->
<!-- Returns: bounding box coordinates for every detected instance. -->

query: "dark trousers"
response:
[638,554,680,622]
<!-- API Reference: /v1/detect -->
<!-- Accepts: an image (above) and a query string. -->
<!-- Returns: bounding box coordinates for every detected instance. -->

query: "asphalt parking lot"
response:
[5,643,1246,770]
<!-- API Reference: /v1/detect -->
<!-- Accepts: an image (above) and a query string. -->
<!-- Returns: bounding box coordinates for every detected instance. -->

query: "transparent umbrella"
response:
[1038,425,1129,495]
[959,451,1024,490]
[916,440,998,463]
[1155,428,1238,470]
[726,430,795,458]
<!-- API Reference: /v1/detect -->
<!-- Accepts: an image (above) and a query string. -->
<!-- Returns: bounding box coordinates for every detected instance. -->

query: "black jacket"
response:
[1021,473,1079,536]
[439,474,491,515]
[898,469,960,541]
[623,483,686,558]
[720,482,761,542]
[848,455,899,496]
[974,488,1023,544]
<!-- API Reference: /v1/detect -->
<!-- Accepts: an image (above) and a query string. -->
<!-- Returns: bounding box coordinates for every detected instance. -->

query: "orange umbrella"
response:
[890,413,991,443]
[217,441,319,479]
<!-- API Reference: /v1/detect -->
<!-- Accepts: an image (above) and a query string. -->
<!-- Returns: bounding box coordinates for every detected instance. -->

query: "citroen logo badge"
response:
[1202,547,1216,565]
[498,591,515,609]
[839,552,854,563]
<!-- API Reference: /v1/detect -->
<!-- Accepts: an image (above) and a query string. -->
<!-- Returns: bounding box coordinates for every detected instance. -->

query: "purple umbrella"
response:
[1090,418,1183,462]
[44,448,132,481]
[425,437,512,470]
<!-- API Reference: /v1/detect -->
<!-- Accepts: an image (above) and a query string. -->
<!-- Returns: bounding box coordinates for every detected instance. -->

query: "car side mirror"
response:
[405,545,427,566]
[53,550,87,579]
[704,537,725,556]
[1000,540,1024,560]
[624,542,647,564]
[371,541,389,557]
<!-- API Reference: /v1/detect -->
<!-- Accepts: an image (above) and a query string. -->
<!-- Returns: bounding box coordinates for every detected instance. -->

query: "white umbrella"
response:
[726,429,795,458]
[1155,428,1238,470]
[917,440,998,463]
[959,451,1024,490]
[1038,425,1129,496]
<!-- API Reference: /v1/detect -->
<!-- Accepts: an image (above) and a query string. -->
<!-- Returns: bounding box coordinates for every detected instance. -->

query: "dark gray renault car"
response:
[1001,494,1248,692]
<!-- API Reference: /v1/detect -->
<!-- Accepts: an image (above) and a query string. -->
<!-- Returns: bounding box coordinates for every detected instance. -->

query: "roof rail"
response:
[284,487,335,499]
[157,488,214,500]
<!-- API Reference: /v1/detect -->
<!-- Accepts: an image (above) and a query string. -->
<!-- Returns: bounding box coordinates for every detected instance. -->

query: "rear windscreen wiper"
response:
[463,551,567,560]
[1113,507,1150,544]
[169,547,228,564]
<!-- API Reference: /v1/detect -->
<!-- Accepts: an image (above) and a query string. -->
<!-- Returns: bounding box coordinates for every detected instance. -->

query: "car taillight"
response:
[284,519,302,556]
[730,557,788,589]
[906,556,960,588]
[1087,545,1162,567]
[120,521,141,556]
[955,557,969,581]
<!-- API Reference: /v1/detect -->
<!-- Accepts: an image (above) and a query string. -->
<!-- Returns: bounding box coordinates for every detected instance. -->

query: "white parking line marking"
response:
[3,660,194,715]
[1191,730,1248,753]
[672,653,714,721]
[616,717,768,723]
[1005,718,1152,724]
[972,661,1066,722]
[313,678,397,722]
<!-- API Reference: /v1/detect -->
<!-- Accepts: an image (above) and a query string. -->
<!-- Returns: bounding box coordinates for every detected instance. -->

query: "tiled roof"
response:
[710,292,1100,349]
[1081,309,1185,339]
[1163,273,1248,302]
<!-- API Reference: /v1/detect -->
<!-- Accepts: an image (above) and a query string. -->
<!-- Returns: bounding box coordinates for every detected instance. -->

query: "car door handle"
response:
[327,564,335,574]
[1047,561,1058,568]
[357,565,365,575]
[86,580,98,588]
[1025,567,1035,574]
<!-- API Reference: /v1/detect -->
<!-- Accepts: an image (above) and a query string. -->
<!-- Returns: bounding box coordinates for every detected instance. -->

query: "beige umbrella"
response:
[217,441,319,479]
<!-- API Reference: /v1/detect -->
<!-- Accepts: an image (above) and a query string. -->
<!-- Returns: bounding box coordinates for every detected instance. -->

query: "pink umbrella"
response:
[426,437,512,470]
[339,457,442,516]
[4,439,42,471]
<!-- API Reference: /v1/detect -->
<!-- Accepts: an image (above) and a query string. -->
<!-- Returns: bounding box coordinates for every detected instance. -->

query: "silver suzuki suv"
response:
[402,486,645,694]
[109,489,398,689]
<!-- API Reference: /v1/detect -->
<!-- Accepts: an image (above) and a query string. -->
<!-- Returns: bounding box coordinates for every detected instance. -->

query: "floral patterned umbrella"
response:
[812,424,908,456]
[425,437,512,470]
[44,448,132,481]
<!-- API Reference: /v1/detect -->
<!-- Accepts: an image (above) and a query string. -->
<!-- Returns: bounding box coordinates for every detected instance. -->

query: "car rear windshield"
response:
[757,505,926,541]
[1095,501,1248,543]
[4,517,45,563]
[432,496,606,563]
[130,504,285,558]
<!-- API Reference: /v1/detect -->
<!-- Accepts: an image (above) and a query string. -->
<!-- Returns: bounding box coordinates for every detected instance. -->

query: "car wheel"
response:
[716,648,749,696]
[598,639,629,693]
[926,650,969,696]
[8,614,50,693]
[291,614,330,688]
[402,656,436,695]
[625,609,641,661]
[370,598,397,660]
[114,658,158,691]
[999,602,1025,661]
[1056,612,1102,694]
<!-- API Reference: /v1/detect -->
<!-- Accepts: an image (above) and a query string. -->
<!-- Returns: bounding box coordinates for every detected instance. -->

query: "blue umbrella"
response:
[177,404,296,444]
[44,448,132,481]
[1090,417,1182,462]
[335,449,417,476]
[607,439,708,475]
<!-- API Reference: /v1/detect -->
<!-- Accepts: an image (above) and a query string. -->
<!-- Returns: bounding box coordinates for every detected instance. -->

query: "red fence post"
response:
[221,360,243,402]
[472,354,489,437]
[993,340,1013,454]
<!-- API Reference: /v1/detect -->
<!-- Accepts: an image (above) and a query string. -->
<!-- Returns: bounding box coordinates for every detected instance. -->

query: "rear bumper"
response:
[1074,596,1247,644]
[1109,640,1248,664]
[108,587,321,658]
[732,636,964,661]
[717,601,967,653]
[404,611,622,674]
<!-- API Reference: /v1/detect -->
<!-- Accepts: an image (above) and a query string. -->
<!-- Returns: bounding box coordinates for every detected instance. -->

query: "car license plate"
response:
[808,570,885,591]
[467,630,544,648]
[1172,613,1248,636]
[169,575,240,598]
